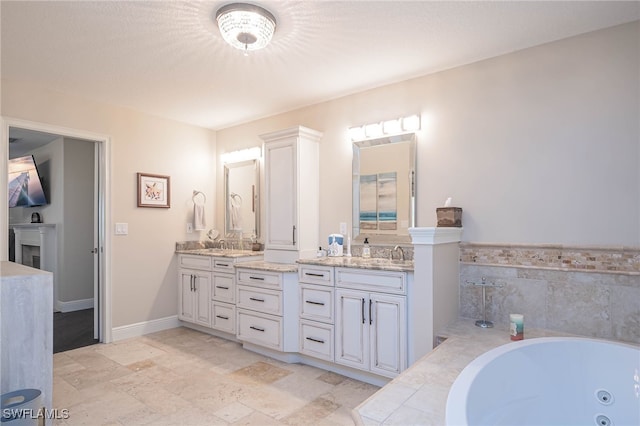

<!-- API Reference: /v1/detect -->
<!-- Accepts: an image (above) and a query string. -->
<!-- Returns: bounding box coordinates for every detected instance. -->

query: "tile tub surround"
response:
[460,243,640,344]
[354,320,577,425]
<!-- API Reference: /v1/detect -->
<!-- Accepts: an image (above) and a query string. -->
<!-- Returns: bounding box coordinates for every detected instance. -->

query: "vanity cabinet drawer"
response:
[211,302,236,334]
[179,255,212,270]
[237,286,282,315]
[212,273,235,303]
[298,265,334,286]
[237,269,282,289]
[299,320,334,361]
[335,268,406,295]
[213,258,235,273]
[237,310,282,350]
[299,284,333,323]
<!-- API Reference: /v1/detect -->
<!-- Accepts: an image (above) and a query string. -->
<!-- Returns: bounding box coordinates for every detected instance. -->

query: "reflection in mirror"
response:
[352,134,416,241]
[224,159,260,240]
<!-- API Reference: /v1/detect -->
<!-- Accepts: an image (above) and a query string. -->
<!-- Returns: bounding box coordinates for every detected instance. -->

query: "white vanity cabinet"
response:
[235,267,299,352]
[178,253,261,333]
[298,264,335,361]
[261,126,322,263]
[334,268,408,378]
[178,256,212,327]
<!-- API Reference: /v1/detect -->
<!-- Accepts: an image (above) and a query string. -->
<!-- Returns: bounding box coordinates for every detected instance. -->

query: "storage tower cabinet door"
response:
[264,138,297,249]
[335,289,369,370]
[261,126,322,263]
[370,293,407,377]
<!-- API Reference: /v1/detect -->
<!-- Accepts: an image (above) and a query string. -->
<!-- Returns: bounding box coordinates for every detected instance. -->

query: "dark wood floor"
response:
[53,308,98,353]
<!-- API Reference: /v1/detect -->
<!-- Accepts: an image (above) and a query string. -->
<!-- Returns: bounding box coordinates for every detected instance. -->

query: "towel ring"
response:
[192,190,206,205]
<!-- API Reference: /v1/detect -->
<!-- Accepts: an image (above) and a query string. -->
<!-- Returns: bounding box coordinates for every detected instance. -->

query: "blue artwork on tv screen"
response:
[8,155,48,208]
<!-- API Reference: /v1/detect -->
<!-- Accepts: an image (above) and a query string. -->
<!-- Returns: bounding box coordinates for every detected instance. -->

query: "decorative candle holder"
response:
[510,314,524,340]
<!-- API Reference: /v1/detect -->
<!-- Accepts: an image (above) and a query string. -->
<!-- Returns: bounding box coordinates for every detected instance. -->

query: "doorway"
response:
[1,117,112,347]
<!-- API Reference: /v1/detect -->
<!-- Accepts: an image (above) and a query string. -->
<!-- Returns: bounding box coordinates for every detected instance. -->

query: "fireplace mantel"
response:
[11,223,57,310]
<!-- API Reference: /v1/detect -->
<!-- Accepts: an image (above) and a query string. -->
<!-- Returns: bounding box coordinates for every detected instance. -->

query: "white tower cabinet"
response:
[261,126,322,263]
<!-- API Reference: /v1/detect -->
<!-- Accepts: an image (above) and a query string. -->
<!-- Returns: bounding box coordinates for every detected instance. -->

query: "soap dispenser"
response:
[362,238,371,258]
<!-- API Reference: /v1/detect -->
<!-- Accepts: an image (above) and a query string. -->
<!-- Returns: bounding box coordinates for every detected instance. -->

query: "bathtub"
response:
[446,337,640,426]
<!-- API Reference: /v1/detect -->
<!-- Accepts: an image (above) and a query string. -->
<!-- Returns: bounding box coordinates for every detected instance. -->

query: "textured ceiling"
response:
[1,1,638,130]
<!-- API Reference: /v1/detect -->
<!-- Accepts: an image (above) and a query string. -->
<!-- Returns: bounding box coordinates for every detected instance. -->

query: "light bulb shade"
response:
[216,3,276,51]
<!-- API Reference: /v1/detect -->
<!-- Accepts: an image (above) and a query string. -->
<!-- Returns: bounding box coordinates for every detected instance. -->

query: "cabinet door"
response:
[193,271,211,327]
[334,289,368,370]
[265,139,297,249]
[370,293,407,377]
[178,270,195,322]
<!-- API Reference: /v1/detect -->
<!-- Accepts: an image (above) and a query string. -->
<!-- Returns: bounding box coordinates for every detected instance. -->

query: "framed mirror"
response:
[224,159,260,239]
[352,133,416,241]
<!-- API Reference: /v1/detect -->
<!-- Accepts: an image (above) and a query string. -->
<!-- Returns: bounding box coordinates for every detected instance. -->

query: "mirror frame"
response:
[224,159,260,239]
[352,133,416,242]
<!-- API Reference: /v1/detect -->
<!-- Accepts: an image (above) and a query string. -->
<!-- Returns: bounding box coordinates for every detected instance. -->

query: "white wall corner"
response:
[409,227,463,245]
[111,315,180,341]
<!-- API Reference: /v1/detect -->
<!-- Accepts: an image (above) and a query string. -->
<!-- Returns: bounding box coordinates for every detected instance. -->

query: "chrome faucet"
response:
[390,245,405,261]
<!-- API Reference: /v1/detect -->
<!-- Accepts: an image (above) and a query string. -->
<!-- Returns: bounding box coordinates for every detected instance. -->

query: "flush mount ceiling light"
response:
[216,3,276,53]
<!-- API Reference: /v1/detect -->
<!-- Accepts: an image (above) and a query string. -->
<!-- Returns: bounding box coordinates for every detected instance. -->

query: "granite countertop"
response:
[353,319,573,425]
[297,256,414,272]
[176,248,264,258]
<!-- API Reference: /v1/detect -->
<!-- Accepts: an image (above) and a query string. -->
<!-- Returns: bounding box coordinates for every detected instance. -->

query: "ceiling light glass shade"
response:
[216,3,276,52]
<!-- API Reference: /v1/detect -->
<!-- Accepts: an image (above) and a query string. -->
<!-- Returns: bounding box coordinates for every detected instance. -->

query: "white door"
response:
[370,293,407,377]
[179,270,195,322]
[265,138,297,249]
[335,289,368,370]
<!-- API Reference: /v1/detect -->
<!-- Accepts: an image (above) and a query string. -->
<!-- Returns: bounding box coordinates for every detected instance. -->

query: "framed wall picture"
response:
[137,173,170,208]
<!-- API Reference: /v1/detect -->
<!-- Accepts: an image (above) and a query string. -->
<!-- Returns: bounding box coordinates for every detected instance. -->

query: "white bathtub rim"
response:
[445,336,640,426]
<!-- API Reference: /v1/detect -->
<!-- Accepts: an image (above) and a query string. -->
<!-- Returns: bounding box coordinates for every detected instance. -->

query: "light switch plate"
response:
[186,223,193,233]
[115,223,128,235]
[339,222,347,235]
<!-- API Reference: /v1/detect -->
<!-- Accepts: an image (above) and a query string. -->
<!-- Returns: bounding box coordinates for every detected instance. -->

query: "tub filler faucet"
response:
[466,277,504,328]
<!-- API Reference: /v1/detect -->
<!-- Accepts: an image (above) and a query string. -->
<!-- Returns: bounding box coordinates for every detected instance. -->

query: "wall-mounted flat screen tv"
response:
[8,155,48,208]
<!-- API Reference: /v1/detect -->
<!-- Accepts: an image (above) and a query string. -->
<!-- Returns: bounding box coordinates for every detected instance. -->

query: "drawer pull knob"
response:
[249,297,265,302]
[250,325,265,332]
[216,286,229,290]
[216,315,229,320]
[305,300,325,306]
[305,272,325,277]
[305,337,325,344]
[249,276,265,281]
[217,263,229,267]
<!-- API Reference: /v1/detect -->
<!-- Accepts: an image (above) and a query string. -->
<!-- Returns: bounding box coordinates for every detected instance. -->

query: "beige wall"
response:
[1,81,217,327]
[1,21,637,332]
[216,21,640,247]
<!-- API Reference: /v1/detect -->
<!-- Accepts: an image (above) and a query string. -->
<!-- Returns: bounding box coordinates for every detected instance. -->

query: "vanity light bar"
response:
[348,114,421,141]
[221,146,262,164]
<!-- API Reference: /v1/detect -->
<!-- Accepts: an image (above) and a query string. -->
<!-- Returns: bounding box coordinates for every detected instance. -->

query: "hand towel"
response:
[194,204,206,231]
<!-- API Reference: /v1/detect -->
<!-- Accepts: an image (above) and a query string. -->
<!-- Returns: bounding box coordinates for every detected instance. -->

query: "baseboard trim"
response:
[111,315,180,341]
[56,298,94,313]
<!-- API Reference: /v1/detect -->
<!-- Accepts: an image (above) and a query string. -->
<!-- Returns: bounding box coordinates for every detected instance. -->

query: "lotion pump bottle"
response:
[362,238,371,258]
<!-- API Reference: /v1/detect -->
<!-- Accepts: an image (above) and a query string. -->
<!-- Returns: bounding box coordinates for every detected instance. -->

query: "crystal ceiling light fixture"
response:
[216,3,276,55]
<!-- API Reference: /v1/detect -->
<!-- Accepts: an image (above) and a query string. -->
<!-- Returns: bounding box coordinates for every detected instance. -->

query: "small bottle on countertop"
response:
[362,238,371,258]
[316,246,325,257]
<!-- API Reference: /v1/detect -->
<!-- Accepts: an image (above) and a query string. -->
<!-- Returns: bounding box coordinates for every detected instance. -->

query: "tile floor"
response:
[53,327,380,425]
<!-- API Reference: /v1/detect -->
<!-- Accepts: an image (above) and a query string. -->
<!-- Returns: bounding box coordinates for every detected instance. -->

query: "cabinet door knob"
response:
[361,298,365,324]
[369,299,373,325]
